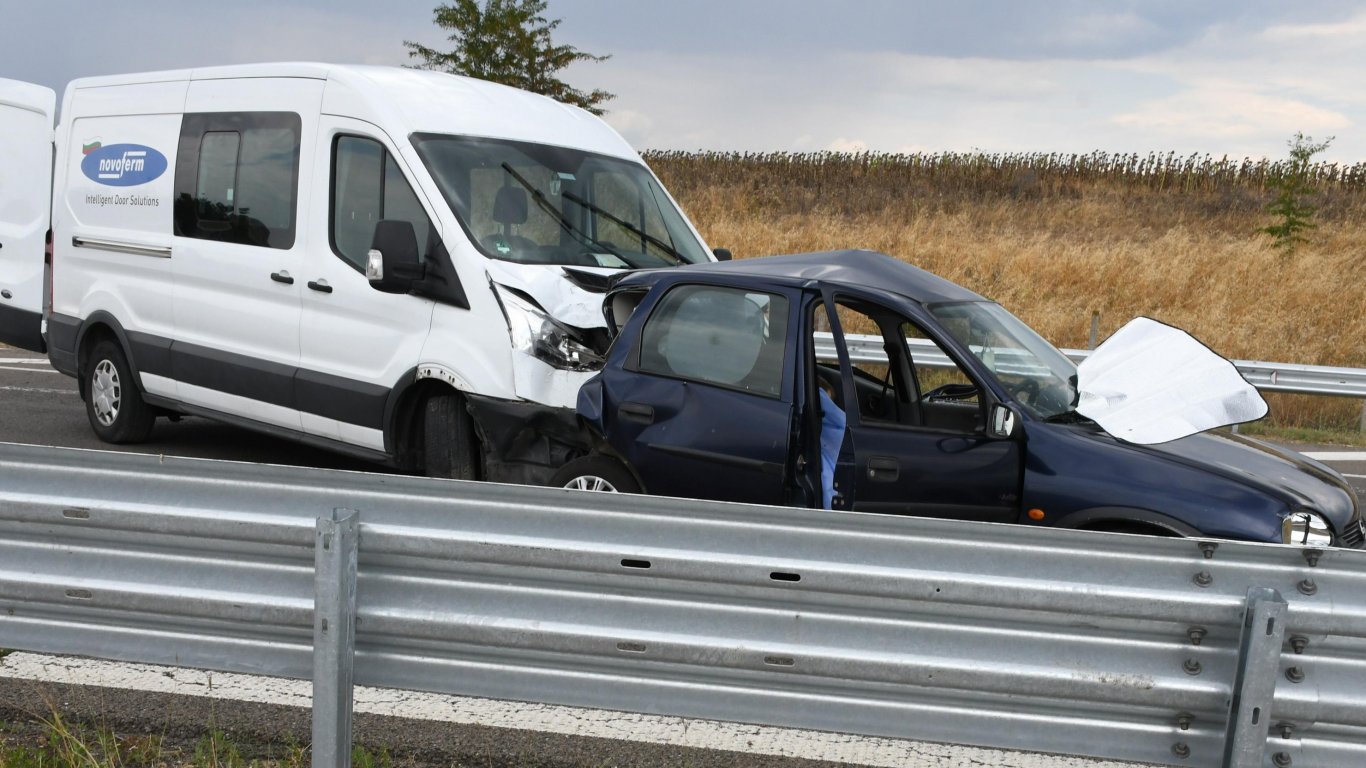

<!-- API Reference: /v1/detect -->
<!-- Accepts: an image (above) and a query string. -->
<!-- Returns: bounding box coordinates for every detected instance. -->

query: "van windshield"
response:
[411,133,709,268]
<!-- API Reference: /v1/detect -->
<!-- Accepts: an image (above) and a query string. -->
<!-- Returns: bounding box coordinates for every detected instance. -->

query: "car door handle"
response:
[270,270,294,285]
[307,279,333,294]
[867,456,900,482]
[619,402,655,424]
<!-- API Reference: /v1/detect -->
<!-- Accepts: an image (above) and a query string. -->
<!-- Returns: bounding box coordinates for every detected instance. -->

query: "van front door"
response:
[0,79,55,352]
[295,119,439,452]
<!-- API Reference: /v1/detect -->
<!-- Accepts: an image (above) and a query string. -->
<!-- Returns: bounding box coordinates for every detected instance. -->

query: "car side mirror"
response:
[712,248,733,262]
[989,404,1018,439]
[367,219,424,294]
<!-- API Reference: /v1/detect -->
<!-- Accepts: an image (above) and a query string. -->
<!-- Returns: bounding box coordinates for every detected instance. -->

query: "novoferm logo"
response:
[80,142,168,187]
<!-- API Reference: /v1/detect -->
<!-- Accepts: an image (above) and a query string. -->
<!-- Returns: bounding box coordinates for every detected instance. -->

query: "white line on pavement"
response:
[0,385,74,395]
[1303,452,1366,462]
[0,358,48,364]
[0,365,58,373]
[0,652,1141,768]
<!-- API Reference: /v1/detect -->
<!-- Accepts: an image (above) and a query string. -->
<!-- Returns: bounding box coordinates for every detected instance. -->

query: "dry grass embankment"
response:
[647,150,1366,431]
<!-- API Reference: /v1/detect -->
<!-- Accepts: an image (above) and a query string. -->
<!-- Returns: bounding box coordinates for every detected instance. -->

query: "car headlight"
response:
[1282,510,1334,547]
[493,285,603,372]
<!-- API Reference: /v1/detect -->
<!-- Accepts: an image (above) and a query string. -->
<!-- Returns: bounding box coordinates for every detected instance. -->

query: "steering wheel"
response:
[1007,378,1041,405]
[922,382,978,402]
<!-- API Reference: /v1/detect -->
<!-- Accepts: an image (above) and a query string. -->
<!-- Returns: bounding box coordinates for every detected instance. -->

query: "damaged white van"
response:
[0,64,719,481]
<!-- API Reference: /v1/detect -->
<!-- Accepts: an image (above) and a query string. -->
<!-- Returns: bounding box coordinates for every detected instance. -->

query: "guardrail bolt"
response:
[1199,542,1218,559]
[1183,658,1203,676]
[1273,751,1293,767]
[1290,636,1309,654]
[1286,666,1306,684]
[1177,714,1193,731]
[1171,742,1191,759]
[1187,627,1207,646]
[1303,549,1322,567]
[1278,722,1296,739]
[1193,570,1213,588]
[1297,578,1318,596]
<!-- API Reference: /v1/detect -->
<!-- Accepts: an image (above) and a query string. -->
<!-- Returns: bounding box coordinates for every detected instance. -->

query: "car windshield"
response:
[929,301,1078,419]
[411,133,710,269]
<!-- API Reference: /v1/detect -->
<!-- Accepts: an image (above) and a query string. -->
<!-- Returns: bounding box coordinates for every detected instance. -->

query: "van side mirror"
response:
[367,219,423,294]
[989,404,1018,439]
[712,248,733,262]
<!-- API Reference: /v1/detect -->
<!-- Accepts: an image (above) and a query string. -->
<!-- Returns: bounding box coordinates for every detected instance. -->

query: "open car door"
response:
[0,78,55,352]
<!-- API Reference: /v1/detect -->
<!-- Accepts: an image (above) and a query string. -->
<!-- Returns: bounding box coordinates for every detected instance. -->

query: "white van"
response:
[0,63,720,481]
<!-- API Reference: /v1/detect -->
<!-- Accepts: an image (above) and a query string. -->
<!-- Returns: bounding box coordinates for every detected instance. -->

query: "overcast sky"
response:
[5,1,1366,161]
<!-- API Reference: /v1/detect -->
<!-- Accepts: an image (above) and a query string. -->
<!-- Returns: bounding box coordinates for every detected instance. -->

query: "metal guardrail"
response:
[816,332,1366,398]
[2,442,1366,768]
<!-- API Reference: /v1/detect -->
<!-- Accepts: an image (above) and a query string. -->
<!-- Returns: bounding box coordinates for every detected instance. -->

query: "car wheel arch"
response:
[1055,506,1202,537]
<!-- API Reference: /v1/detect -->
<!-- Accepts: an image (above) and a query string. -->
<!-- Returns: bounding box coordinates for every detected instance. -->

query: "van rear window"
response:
[173,112,301,249]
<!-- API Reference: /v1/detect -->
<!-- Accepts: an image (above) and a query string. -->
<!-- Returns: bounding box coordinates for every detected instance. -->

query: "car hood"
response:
[1137,430,1359,526]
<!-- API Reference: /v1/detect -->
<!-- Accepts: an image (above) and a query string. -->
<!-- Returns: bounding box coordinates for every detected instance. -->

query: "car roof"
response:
[616,249,988,305]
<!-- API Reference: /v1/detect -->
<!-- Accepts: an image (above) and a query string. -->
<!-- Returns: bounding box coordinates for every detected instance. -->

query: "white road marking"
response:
[0,358,48,364]
[0,365,58,373]
[1304,452,1366,462]
[0,385,74,395]
[0,652,1141,768]
[1346,474,1366,480]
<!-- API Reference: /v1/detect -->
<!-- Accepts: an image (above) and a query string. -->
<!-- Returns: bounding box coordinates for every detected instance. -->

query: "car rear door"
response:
[598,282,797,504]
[0,79,55,352]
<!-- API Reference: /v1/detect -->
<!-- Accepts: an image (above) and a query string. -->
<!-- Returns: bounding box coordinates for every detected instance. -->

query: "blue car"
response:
[555,250,1363,548]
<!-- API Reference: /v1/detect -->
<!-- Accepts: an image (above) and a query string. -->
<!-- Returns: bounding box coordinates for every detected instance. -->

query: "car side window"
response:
[331,135,434,271]
[903,322,978,403]
[174,112,301,249]
[637,285,789,396]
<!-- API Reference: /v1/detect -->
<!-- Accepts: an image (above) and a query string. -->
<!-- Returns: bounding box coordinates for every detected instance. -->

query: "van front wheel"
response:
[85,340,155,444]
[423,393,480,480]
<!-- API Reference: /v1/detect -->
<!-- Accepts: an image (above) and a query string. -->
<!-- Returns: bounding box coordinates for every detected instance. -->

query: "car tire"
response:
[423,392,480,480]
[85,339,155,444]
[551,455,642,494]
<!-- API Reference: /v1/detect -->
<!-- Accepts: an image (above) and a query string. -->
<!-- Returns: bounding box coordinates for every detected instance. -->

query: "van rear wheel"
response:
[423,392,480,480]
[85,339,155,444]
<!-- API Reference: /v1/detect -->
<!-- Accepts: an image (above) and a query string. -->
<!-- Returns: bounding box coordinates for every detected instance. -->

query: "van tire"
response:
[85,339,155,444]
[551,455,642,494]
[423,393,479,480]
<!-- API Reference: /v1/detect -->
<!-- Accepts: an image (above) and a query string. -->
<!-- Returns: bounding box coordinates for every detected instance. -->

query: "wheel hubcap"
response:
[564,475,619,493]
[91,359,121,427]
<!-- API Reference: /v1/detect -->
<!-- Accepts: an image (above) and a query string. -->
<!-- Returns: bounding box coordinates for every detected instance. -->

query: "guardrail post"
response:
[1222,587,1287,768]
[313,508,359,768]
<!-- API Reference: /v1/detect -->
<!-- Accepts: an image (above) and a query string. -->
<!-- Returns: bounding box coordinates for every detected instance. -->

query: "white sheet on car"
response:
[1075,317,1268,445]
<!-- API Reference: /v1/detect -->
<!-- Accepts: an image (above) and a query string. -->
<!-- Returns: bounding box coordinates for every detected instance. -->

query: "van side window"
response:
[636,285,789,397]
[174,112,301,249]
[331,135,434,271]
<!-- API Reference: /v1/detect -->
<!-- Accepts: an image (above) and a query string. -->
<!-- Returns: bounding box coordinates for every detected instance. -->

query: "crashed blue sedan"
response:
[554,249,1363,548]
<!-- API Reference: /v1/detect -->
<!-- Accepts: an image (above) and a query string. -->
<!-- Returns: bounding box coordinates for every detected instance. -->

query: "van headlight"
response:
[1282,511,1333,546]
[493,285,603,372]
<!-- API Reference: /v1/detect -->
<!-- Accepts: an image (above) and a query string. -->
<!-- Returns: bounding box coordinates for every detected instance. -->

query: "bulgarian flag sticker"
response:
[82,141,102,155]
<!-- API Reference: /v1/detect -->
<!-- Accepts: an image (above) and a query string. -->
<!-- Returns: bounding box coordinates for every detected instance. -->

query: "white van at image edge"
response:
[0,63,720,482]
